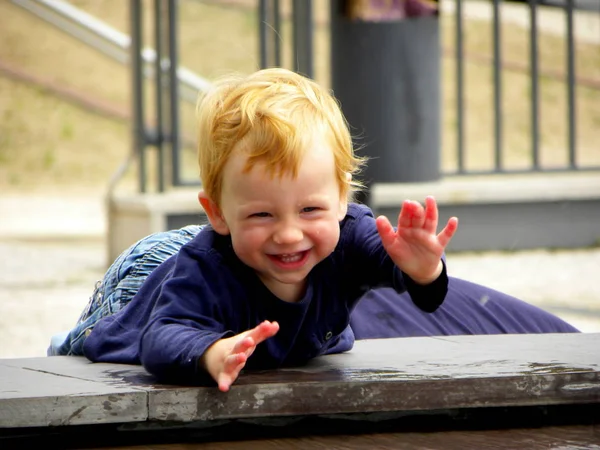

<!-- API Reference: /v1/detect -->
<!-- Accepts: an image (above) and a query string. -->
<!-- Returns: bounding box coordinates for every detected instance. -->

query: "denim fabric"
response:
[48,225,204,356]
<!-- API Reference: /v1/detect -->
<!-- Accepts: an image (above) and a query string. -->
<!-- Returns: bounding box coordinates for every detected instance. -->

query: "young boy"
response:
[80,68,458,392]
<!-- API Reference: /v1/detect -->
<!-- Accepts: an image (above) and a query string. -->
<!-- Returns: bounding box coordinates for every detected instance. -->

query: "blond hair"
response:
[196,68,365,206]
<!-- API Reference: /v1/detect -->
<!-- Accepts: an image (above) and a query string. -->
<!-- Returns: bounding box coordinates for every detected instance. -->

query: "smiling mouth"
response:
[267,250,310,267]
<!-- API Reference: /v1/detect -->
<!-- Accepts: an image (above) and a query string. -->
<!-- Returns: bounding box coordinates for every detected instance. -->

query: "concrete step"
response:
[106,171,600,259]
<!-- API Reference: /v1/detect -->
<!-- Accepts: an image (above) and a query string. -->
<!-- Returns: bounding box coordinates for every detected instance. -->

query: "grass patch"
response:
[0,76,133,193]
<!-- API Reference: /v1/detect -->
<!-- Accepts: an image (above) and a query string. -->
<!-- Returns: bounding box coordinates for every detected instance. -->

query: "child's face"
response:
[217,133,348,302]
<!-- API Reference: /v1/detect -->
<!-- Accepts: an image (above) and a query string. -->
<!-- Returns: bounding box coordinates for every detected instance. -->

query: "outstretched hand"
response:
[376,196,458,284]
[201,320,279,392]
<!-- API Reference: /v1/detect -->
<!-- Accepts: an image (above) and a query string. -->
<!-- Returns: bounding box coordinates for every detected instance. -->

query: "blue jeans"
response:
[48,225,204,356]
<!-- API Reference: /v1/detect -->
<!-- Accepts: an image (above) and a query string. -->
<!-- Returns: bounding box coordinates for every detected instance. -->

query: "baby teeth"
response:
[279,253,302,263]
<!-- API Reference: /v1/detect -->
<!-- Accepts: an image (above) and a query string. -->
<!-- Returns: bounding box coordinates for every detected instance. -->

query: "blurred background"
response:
[1,0,599,359]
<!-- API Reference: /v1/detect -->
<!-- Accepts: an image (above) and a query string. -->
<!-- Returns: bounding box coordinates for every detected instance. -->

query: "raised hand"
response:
[375,196,458,284]
[201,320,279,392]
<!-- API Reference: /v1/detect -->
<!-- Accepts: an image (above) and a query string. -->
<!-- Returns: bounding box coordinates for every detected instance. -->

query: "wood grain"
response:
[1,333,598,430]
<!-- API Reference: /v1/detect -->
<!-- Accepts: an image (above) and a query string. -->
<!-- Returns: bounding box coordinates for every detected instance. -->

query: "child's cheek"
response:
[235,226,269,250]
[312,220,341,248]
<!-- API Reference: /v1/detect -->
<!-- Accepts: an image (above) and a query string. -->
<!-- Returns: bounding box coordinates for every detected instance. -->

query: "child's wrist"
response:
[199,339,222,375]
[407,260,443,285]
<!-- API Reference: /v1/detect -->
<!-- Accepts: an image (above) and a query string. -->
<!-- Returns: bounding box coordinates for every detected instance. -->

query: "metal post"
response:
[529,0,540,170]
[154,0,165,192]
[292,0,313,78]
[566,0,576,168]
[273,0,281,67]
[492,0,502,172]
[167,0,181,186]
[259,0,268,68]
[130,0,146,193]
[259,0,282,69]
[456,0,465,173]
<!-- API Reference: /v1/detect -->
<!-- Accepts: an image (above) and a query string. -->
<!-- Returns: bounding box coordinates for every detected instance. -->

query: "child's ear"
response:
[198,191,230,235]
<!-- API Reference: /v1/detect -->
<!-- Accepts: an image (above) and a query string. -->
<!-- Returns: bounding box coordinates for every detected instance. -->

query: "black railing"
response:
[448,0,595,175]
[130,0,183,193]
[127,0,599,192]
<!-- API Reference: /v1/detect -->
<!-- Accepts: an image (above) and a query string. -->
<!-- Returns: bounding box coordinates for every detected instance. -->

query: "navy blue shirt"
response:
[84,203,448,383]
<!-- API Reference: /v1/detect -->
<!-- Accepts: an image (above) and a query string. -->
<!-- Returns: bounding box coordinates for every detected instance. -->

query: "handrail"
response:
[10,0,211,103]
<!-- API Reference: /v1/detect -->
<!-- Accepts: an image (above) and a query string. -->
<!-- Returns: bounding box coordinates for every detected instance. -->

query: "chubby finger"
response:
[397,200,414,229]
[409,201,426,229]
[376,215,396,249]
[245,320,279,346]
[437,217,459,248]
[218,350,250,392]
[231,336,256,356]
[217,374,233,392]
[217,361,244,392]
[422,196,439,234]
[223,350,248,374]
[398,200,426,229]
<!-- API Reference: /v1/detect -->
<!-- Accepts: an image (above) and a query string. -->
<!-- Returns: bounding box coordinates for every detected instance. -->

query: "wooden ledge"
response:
[1,333,599,430]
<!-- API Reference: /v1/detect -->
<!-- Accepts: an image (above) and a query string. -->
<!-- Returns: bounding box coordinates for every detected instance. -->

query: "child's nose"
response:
[273,222,303,245]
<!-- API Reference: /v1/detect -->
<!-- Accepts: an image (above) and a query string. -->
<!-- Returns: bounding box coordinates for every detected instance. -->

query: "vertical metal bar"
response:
[456,0,465,173]
[566,0,576,167]
[292,0,313,78]
[154,0,165,192]
[273,0,281,66]
[492,0,502,172]
[130,0,146,193]
[259,0,282,69]
[529,0,540,169]
[168,0,181,186]
[259,0,268,69]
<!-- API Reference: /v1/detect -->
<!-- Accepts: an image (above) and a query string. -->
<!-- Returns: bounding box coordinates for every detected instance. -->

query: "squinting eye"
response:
[301,207,319,213]
[250,212,270,218]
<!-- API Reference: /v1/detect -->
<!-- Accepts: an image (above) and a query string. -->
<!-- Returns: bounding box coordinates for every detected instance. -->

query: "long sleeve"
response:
[137,250,237,383]
[84,239,241,384]
[402,259,448,313]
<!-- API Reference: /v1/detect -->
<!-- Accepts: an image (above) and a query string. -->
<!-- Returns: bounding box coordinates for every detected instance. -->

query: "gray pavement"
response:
[1,194,599,360]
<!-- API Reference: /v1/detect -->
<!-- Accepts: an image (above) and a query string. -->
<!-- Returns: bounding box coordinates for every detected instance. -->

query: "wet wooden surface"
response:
[89,425,600,450]
[1,333,599,430]
[0,358,148,428]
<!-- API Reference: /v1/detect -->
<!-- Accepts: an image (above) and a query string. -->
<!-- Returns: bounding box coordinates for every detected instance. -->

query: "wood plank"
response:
[150,333,600,422]
[1,356,159,387]
[0,358,148,428]
[1,334,599,429]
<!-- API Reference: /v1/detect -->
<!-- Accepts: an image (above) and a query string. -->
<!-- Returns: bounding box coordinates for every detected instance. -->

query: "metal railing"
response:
[13,0,599,193]
[450,0,596,175]
[259,0,314,78]
[11,0,211,102]
[259,0,599,178]
[11,0,211,193]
